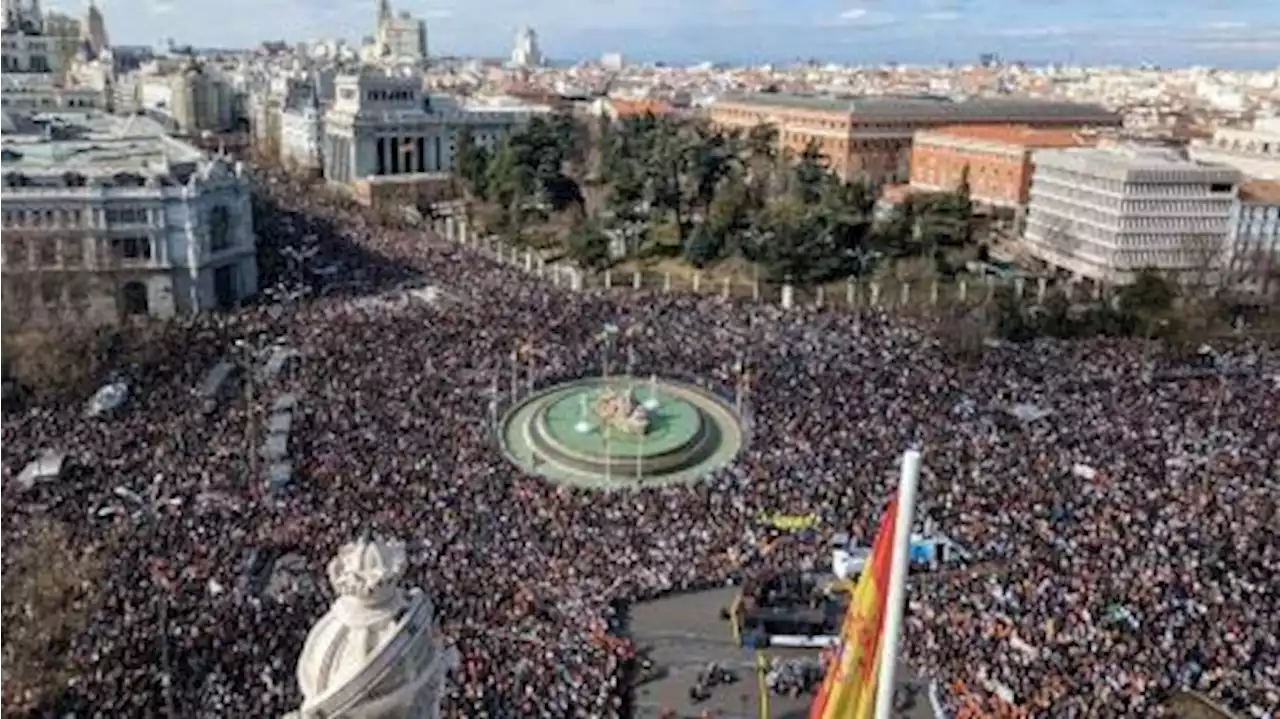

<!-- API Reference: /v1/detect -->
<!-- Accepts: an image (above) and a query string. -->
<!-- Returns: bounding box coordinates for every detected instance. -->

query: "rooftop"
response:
[920,124,1102,149]
[1,110,212,184]
[1240,179,1280,204]
[715,92,1119,122]
[1034,144,1244,182]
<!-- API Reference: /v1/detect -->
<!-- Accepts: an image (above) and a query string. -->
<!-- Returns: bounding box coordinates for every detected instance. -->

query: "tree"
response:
[683,222,723,268]
[1,519,105,711]
[565,217,611,270]
[1118,269,1177,316]
[453,126,490,201]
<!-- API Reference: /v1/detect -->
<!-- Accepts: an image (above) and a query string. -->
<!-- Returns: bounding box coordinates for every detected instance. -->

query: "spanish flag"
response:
[809,499,898,719]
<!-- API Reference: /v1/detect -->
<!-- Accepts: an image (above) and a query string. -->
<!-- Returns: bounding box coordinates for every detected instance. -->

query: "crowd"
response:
[3,168,1278,719]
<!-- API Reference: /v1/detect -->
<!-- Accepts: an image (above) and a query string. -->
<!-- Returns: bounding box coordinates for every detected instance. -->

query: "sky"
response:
[46,0,1280,67]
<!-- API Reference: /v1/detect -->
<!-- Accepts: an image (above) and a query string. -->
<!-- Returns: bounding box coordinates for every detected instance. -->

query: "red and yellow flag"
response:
[810,499,898,719]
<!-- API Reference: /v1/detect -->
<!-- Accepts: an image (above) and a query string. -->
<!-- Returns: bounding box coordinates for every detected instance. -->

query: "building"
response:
[1224,180,1280,297]
[81,0,108,59]
[374,0,427,62]
[1189,118,1280,181]
[510,25,543,69]
[1,72,104,111]
[167,60,237,134]
[708,93,1121,185]
[322,70,548,197]
[2,0,54,73]
[0,110,258,326]
[1022,144,1241,285]
[279,81,325,175]
[285,536,456,719]
[910,125,1101,209]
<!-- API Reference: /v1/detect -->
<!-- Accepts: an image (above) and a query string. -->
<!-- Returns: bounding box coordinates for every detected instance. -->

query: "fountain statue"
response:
[594,385,651,435]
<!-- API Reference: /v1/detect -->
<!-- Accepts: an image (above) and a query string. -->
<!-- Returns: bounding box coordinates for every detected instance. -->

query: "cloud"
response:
[992,25,1068,38]
[922,10,961,21]
[836,6,895,27]
[149,0,175,14]
[1206,20,1247,30]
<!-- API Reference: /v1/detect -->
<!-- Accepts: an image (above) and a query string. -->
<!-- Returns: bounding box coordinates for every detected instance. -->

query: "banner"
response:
[758,512,819,531]
[810,499,898,719]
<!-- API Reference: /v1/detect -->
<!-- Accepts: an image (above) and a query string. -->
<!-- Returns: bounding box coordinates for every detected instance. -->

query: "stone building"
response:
[1224,180,1280,297]
[373,0,427,62]
[322,70,549,196]
[286,535,457,719]
[1189,118,1280,181]
[1022,144,1241,285]
[0,110,258,326]
[708,93,1121,185]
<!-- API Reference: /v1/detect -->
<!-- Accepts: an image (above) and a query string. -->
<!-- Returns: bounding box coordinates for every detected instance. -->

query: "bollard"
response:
[692,272,701,293]
[752,279,760,302]
[781,283,794,310]
[663,273,672,292]
[900,281,910,307]
[571,269,584,291]
[722,277,731,299]
[604,270,613,289]
[847,280,856,306]
[930,279,940,306]
[870,282,881,307]
[524,251,533,273]
[633,271,642,290]
[815,285,824,308]
[958,279,968,303]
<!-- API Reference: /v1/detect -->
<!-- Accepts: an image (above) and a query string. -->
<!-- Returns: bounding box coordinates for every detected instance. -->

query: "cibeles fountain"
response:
[284,536,459,719]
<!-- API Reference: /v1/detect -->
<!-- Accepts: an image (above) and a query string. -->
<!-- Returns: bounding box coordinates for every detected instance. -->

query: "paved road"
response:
[628,586,935,719]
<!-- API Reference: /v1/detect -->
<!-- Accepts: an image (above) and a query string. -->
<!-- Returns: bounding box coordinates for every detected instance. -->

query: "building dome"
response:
[291,535,455,719]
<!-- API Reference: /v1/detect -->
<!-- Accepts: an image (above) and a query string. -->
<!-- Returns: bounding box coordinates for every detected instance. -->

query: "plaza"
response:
[499,376,747,490]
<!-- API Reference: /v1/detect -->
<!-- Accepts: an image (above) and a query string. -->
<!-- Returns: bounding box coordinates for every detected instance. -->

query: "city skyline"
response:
[43,0,1280,67]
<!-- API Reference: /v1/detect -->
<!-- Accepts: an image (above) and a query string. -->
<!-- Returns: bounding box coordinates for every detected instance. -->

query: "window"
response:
[40,277,61,306]
[4,238,28,267]
[37,241,56,267]
[105,207,147,225]
[61,238,83,267]
[209,206,232,252]
[1210,183,1233,194]
[112,237,152,261]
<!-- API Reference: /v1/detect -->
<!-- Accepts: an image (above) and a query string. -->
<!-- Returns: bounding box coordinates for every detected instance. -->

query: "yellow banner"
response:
[758,512,819,531]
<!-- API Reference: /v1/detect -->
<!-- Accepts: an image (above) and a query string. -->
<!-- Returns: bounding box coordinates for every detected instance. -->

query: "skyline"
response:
[43,0,1280,68]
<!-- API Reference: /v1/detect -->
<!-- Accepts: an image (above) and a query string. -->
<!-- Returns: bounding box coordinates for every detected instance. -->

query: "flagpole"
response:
[873,449,923,719]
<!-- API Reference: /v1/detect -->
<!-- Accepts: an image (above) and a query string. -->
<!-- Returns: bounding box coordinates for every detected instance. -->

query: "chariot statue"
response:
[594,386,651,435]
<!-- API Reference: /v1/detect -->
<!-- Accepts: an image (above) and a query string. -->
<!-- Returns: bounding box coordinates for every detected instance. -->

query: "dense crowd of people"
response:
[3,168,1278,719]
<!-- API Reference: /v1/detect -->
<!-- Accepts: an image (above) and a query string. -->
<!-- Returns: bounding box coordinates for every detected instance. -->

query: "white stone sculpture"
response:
[285,535,457,719]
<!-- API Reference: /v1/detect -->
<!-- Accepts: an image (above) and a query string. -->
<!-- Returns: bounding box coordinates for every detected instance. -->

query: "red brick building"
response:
[910,125,1101,208]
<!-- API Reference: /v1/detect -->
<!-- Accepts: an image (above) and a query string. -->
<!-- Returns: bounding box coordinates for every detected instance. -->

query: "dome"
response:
[292,536,453,719]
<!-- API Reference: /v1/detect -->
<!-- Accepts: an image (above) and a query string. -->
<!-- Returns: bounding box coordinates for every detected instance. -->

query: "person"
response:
[2,165,1276,719]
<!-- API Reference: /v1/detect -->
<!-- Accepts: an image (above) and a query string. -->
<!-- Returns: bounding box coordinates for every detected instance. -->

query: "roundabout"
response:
[499,376,747,490]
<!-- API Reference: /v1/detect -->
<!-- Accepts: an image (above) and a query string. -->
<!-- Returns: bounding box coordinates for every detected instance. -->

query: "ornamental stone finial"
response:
[325,535,407,602]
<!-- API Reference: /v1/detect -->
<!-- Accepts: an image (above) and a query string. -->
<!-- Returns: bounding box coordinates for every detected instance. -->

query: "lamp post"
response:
[509,349,519,404]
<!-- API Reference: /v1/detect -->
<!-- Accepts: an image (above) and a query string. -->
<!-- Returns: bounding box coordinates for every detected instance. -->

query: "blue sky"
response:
[49,0,1280,66]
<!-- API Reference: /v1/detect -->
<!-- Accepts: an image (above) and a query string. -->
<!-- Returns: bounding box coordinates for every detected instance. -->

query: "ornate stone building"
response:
[287,535,457,719]
[0,110,258,325]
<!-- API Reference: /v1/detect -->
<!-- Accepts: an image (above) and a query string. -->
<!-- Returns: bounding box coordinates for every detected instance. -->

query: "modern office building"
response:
[909,124,1101,209]
[509,26,543,69]
[1189,118,1280,180]
[322,70,549,190]
[1224,180,1280,296]
[709,93,1121,185]
[0,110,258,326]
[1022,144,1241,285]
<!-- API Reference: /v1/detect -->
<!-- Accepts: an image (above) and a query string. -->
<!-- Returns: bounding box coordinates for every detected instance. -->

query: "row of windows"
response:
[367,89,415,103]
[4,276,95,317]
[1033,182,1233,216]
[2,236,155,268]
